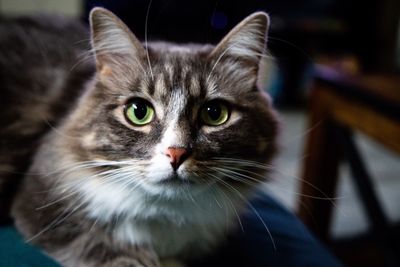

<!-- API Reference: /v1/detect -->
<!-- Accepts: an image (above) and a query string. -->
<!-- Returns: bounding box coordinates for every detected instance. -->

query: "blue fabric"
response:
[0,193,342,267]
[0,227,58,267]
[190,193,343,267]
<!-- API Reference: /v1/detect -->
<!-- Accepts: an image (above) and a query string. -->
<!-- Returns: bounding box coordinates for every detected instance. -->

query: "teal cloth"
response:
[0,226,59,267]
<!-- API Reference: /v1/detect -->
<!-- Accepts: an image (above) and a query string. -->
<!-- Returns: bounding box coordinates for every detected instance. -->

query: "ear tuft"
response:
[211,12,269,64]
[89,7,145,69]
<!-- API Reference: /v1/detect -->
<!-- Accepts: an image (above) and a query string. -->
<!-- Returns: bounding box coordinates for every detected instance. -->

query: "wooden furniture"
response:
[297,65,400,265]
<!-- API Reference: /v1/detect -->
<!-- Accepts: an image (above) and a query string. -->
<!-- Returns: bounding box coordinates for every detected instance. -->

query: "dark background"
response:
[84,0,400,106]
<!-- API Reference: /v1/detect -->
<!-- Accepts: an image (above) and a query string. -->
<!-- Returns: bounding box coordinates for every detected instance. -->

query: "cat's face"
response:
[59,8,278,201]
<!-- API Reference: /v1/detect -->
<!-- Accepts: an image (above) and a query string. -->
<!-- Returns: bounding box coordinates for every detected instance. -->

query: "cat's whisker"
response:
[279,120,323,147]
[211,159,345,204]
[37,167,146,225]
[217,186,245,233]
[27,160,116,181]
[41,161,146,196]
[89,48,147,75]
[206,171,276,250]
[208,185,232,230]
[208,158,345,213]
[208,168,258,188]
[211,167,263,183]
[270,169,343,210]
[221,184,276,250]
[37,168,124,208]
[110,172,144,193]
[211,157,274,169]
[27,195,87,243]
[53,159,146,174]
[222,166,344,201]
[207,43,237,82]
[53,166,149,195]
[144,0,154,80]
[73,37,92,46]
[69,49,94,73]
[212,157,333,196]
[211,191,223,209]
[268,36,314,61]
[89,216,100,233]
[35,190,79,210]
[41,117,81,140]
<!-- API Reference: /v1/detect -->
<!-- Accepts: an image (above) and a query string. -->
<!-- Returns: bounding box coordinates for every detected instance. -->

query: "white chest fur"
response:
[78,176,242,259]
[113,214,229,258]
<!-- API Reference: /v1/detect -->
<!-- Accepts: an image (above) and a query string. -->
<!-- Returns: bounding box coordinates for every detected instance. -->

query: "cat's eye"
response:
[200,101,230,126]
[125,98,155,126]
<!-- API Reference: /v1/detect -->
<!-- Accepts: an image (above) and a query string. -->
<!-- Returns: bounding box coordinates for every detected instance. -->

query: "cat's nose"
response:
[165,147,190,171]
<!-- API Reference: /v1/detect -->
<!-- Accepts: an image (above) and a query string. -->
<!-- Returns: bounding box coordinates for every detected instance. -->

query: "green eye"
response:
[200,101,230,126]
[125,98,155,126]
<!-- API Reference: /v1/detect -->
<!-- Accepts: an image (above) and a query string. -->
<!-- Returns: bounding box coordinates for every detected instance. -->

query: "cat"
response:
[1,7,278,267]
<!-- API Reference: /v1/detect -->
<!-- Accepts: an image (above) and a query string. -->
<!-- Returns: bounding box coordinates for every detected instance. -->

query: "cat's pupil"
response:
[133,102,147,120]
[207,104,221,121]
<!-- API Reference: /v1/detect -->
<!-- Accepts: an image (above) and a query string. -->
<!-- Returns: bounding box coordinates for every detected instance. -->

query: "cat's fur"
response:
[0,14,94,224]
[1,8,278,267]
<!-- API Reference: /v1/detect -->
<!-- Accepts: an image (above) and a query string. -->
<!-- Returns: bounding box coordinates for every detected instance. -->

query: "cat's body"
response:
[1,8,278,267]
[0,14,94,224]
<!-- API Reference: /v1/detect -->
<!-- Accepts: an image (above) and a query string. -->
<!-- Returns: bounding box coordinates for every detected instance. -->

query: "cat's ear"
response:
[210,12,269,67]
[89,7,146,75]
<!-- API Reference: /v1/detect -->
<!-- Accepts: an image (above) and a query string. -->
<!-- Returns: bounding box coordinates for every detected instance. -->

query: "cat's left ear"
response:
[89,7,146,76]
[210,12,269,68]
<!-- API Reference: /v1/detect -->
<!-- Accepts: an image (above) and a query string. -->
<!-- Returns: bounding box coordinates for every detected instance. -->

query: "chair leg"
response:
[338,126,400,267]
[297,89,341,242]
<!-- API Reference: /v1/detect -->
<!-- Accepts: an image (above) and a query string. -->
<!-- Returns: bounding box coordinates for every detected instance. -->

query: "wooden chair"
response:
[297,65,400,266]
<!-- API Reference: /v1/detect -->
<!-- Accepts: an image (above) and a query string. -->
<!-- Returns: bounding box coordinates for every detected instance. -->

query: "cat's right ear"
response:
[210,12,269,66]
[89,8,146,77]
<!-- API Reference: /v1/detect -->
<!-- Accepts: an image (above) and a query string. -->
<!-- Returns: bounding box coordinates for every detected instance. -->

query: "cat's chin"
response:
[156,175,196,186]
[140,177,212,199]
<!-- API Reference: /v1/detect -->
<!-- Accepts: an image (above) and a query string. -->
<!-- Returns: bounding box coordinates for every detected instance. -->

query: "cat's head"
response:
[56,8,278,203]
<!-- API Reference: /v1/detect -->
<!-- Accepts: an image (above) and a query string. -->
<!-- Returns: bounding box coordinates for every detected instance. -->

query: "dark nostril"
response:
[165,147,190,171]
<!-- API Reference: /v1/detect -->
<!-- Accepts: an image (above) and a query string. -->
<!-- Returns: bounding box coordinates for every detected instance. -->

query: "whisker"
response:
[205,171,276,249]
[144,0,154,79]
[36,162,147,206]
[207,43,237,82]
[280,120,323,147]
[268,36,313,61]
[89,216,100,233]
[218,187,244,233]
[210,157,341,203]
[27,196,86,243]
[68,48,94,74]
[41,117,80,140]
[212,165,344,202]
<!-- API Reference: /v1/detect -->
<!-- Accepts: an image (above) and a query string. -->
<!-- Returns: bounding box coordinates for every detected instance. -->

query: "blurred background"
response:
[0,0,399,266]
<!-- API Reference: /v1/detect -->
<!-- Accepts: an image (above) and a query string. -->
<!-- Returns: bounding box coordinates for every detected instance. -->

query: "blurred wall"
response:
[0,0,82,16]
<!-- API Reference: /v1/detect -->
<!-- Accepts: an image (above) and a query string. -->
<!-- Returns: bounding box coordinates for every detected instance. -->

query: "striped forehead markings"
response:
[150,60,205,99]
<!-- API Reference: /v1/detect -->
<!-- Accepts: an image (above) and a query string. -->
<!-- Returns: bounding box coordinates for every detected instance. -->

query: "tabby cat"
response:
[0,7,278,267]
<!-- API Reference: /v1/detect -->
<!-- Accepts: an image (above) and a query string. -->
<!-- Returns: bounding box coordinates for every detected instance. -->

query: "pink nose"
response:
[165,147,189,171]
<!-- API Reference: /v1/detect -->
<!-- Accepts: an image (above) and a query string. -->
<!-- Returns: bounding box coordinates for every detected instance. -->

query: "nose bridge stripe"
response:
[160,89,188,148]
